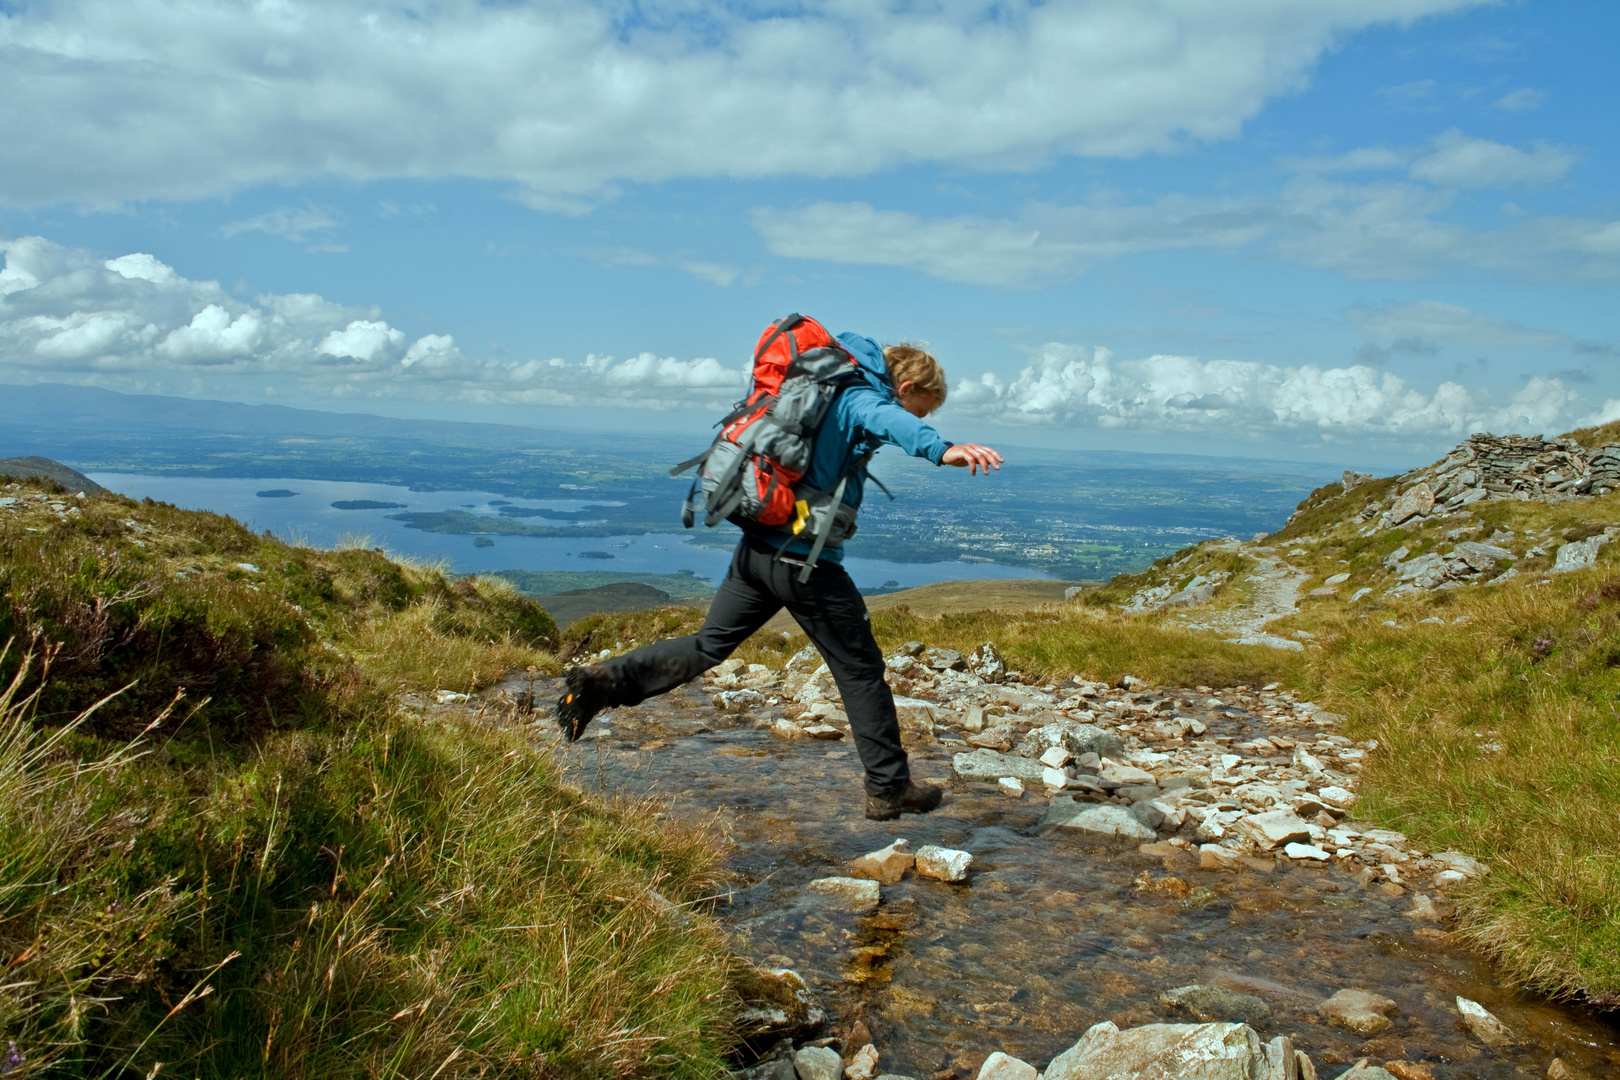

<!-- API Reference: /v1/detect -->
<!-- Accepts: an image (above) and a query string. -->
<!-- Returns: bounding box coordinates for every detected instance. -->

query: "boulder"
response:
[969,642,1007,682]
[1387,483,1435,526]
[1316,988,1398,1035]
[1040,800,1157,843]
[849,839,915,885]
[915,845,973,882]
[1042,1020,1269,1080]
[1159,984,1273,1026]
[1551,532,1611,574]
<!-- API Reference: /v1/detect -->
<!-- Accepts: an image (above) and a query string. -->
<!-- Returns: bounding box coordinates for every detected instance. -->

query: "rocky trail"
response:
[427,642,1620,1080]
[1175,544,1311,652]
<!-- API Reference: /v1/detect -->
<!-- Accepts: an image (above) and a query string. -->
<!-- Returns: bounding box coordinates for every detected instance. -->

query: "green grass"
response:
[0,478,738,1077]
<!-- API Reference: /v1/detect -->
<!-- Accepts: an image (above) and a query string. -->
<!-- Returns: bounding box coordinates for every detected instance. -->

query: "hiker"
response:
[556,321,1002,820]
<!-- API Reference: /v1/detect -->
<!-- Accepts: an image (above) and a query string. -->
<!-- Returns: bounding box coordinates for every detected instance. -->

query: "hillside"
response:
[0,471,739,1079]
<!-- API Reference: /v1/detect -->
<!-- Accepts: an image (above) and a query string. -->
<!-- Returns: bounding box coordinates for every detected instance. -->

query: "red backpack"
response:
[672,314,875,578]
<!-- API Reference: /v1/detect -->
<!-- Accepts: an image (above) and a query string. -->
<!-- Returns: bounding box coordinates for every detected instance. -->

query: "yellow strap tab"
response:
[791,499,810,535]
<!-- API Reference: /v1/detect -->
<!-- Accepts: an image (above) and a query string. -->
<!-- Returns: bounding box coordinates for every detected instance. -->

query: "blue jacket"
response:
[768,331,952,561]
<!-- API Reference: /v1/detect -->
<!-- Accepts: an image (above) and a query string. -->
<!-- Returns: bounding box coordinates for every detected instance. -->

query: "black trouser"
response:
[593,532,910,796]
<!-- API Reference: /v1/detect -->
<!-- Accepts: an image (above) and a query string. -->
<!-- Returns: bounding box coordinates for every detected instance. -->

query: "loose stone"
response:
[848,839,914,885]
[1042,1020,1276,1080]
[1041,800,1158,843]
[1158,984,1273,1026]
[792,1045,843,1080]
[914,845,973,882]
[997,776,1025,798]
[1456,996,1514,1047]
[1236,810,1313,851]
[844,1043,880,1080]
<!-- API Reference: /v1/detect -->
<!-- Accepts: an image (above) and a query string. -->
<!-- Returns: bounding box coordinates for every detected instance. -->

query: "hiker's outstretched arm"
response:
[842,387,951,464]
[941,443,1002,475]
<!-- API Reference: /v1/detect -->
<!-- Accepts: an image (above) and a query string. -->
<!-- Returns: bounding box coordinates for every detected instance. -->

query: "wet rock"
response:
[974,1051,1036,1080]
[1042,1020,1268,1080]
[1403,893,1441,920]
[803,877,881,913]
[953,748,1047,784]
[1159,984,1273,1026]
[1317,988,1398,1035]
[1456,996,1514,1047]
[770,718,807,739]
[849,839,914,885]
[733,964,827,1047]
[1236,811,1313,851]
[1330,1062,1396,1080]
[715,689,768,711]
[1041,799,1157,843]
[794,1045,843,1080]
[1384,1063,1436,1080]
[845,1043,880,1080]
[801,724,846,740]
[1014,721,1126,762]
[1199,844,1249,871]
[914,844,973,882]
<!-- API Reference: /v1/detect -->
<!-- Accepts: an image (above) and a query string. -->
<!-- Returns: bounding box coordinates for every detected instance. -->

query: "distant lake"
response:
[90,473,1055,591]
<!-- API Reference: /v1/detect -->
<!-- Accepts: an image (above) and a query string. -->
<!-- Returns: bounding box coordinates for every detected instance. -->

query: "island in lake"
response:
[332,500,407,510]
[256,489,298,498]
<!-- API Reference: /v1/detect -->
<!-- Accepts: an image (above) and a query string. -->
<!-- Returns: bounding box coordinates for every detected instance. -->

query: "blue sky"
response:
[1,0,1615,467]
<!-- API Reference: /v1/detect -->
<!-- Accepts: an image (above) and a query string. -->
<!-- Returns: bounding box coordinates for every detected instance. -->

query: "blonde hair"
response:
[883,342,947,405]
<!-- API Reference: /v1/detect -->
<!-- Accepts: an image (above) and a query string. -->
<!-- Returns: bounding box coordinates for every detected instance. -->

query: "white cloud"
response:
[221,205,341,242]
[0,0,1488,207]
[580,246,742,287]
[756,140,1616,287]
[1407,129,1575,189]
[1492,88,1547,113]
[0,235,746,410]
[951,343,1600,442]
[1348,300,1568,350]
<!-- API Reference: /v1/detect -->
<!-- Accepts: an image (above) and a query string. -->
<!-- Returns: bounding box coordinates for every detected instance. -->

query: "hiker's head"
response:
[884,343,946,418]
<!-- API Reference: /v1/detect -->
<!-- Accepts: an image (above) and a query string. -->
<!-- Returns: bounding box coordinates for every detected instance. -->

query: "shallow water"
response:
[504,676,1620,1079]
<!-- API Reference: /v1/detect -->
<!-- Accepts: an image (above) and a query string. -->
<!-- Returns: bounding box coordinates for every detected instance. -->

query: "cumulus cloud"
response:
[0,235,745,410]
[756,133,1615,287]
[951,344,1601,441]
[0,0,1487,207]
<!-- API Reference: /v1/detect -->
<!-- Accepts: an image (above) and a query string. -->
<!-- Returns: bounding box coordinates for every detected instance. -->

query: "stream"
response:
[485,674,1619,1080]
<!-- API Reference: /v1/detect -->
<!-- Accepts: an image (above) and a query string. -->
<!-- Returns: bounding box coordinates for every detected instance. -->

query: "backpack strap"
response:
[797,473,850,583]
[754,313,805,366]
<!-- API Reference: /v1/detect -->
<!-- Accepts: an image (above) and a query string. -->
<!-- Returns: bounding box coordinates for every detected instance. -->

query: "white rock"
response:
[1325,573,1350,586]
[1432,851,1487,879]
[1042,1020,1268,1080]
[954,749,1047,783]
[975,1051,1036,1080]
[1316,786,1356,811]
[1199,844,1250,871]
[1456,997,1514,1047]
[1432,869,1470,890]
[1041,766,1072,790]
[714,689,767,712]
[915,845,973,882]
[1039,745,1074,768]
[801,724,846,741]
[793,1045,843,1080]
[1284,842,1331,861]
[1551,533,1611,574]
[1100,759,1156,786]
[998,776,1025,798]
[1236,811,1313,851]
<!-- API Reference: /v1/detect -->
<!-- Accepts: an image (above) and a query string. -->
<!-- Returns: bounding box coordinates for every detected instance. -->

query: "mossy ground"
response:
[0,478,738,1078]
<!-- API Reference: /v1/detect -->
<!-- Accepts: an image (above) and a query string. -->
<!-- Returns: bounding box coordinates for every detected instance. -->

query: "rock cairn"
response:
[1386,433,1620,519]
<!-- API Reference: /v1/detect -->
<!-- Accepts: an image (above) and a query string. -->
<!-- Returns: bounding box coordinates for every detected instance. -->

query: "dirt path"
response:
[1181,543,1309,649]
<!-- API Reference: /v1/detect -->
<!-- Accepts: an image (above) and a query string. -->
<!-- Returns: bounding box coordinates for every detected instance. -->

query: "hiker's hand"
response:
[942,443,1003,475]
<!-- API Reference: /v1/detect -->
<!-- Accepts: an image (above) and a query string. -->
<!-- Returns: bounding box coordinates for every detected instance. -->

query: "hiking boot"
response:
[864,781,944,821]
[556,666,612,742]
